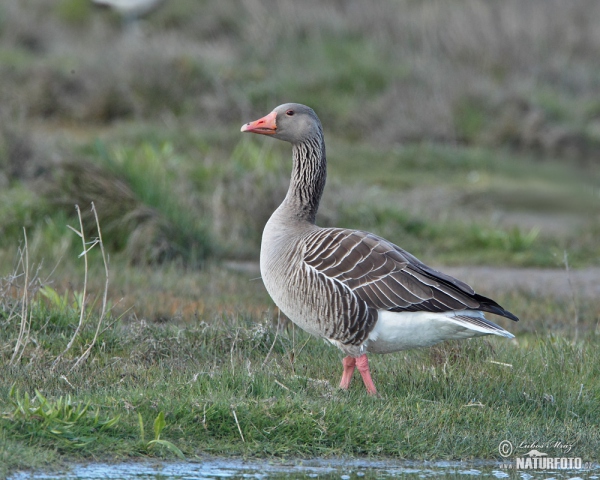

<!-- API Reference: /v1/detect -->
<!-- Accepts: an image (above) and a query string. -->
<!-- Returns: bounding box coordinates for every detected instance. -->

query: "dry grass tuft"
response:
[44,158,196,264]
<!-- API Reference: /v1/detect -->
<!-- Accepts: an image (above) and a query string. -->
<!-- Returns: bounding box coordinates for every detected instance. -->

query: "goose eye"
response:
[286,110,294,116]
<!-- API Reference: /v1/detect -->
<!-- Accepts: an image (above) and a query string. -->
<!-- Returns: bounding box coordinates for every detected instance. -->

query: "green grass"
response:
[1,240,599,476]
[327,141,599,193]
[1,132,598,270]
[1,297,599,476]
[0,199,598,476]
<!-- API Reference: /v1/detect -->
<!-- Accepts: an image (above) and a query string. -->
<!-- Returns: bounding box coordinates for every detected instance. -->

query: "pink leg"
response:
[339,356,356,390]
[355,354,377,395]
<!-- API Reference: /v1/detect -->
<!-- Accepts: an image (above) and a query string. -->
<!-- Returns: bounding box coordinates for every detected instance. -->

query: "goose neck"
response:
[283,134,327,224]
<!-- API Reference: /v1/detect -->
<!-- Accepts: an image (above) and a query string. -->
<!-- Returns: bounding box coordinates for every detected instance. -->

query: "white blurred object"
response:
[92,0,166,25]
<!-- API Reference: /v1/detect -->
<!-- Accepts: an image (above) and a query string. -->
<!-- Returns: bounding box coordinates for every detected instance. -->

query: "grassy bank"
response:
[1,248,599,476]
[1,132,599,272]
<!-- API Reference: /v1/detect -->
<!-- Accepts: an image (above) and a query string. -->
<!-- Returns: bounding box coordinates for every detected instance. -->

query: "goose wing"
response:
[303,228,519,322]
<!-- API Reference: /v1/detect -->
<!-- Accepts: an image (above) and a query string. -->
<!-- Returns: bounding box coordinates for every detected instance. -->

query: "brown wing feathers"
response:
[303,228,519,322]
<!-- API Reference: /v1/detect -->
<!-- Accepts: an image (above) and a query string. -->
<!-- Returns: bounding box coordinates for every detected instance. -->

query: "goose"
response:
[241,103,518,395]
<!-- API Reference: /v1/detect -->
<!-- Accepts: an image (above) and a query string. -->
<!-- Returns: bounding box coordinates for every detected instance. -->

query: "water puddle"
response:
[10,458,600,479]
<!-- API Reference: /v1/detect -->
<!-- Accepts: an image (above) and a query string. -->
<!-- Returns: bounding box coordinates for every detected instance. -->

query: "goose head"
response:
[241,103,322,144]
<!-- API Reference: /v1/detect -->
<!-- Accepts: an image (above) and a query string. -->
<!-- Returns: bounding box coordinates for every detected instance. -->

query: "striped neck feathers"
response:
[284,129,327,224]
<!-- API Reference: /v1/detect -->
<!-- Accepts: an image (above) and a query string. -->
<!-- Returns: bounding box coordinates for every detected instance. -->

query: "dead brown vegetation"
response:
[1,1,599,159]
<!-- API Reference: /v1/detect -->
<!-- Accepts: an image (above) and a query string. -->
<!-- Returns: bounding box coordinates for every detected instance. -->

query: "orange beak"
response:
[241,111,277,135]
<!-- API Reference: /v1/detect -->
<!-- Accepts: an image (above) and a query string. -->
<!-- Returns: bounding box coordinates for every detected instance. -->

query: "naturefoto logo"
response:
[498,440,592,471]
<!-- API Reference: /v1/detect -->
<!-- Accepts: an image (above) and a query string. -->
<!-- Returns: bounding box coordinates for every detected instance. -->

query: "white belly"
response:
[365,310,513,354]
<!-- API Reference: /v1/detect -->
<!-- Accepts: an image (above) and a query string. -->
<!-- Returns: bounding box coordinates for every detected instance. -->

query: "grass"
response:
[1,226,600,476]
[3,1,600,154]
[1,132,598,270]
[1,290,599,476]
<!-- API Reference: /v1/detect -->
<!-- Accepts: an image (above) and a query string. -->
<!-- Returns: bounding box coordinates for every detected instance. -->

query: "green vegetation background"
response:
[0,0,599,475]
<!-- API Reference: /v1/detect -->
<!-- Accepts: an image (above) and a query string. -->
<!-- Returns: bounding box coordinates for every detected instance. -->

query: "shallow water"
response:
[10,458,600,480]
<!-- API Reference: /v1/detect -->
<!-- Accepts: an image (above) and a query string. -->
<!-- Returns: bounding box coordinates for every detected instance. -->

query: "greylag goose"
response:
[241,103,518,395]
